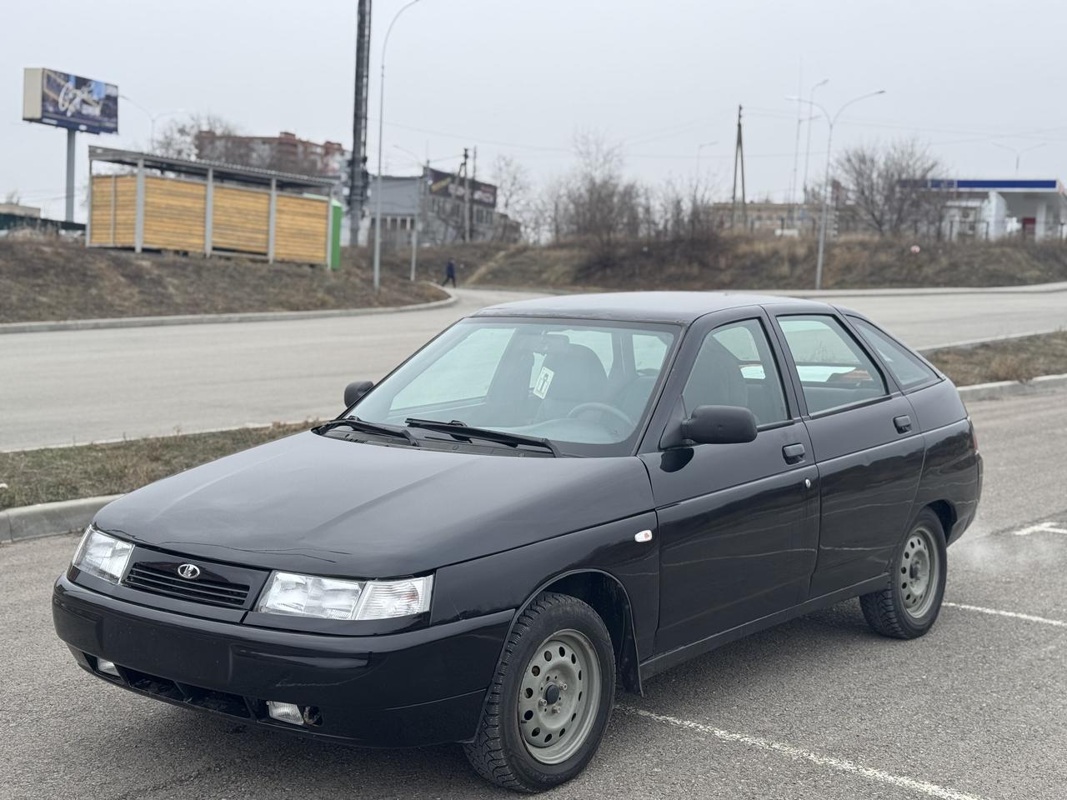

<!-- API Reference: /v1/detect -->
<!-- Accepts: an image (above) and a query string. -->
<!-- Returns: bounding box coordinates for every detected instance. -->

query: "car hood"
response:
[94,432,655,577]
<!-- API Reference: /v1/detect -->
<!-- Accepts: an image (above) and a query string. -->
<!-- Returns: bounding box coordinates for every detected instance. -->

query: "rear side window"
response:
[850,318,940,391]
[777,315,888,414]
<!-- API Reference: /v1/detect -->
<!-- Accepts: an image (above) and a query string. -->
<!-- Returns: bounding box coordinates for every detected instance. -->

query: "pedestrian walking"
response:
[441,257,457,287]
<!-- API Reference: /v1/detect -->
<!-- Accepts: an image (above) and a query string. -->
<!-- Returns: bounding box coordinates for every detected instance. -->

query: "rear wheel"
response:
[464,592,615,792]
[860,508,947,639]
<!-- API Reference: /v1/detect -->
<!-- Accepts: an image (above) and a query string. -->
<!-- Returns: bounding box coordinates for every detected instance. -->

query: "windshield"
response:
[351,317,679,456]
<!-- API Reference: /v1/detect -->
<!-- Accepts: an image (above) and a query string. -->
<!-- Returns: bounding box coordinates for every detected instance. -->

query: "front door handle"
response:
[783,443,806,464]
[894,414,913,434]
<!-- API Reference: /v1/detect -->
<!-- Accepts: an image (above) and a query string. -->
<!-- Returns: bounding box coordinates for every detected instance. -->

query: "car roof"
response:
[473,291,835,324]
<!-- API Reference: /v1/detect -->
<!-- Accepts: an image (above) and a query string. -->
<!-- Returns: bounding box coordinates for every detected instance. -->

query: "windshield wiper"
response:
[315,417,420,446]
[404,418,560,457]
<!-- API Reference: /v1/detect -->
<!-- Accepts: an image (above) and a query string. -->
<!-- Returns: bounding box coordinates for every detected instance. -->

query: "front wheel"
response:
[860,508,947,639]
[464,592,616,792]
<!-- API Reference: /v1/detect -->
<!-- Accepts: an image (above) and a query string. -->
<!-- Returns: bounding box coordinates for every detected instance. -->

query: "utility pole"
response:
[730,105,747,230]
[410,162,426,281]
[349,0,372,245]
[461,147,471,242]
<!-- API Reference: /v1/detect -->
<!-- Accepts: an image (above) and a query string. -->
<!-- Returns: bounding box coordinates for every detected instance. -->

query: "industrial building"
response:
[357,168,521,251]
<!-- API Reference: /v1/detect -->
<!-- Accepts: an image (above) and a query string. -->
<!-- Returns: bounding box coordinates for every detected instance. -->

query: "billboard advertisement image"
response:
[428,168,497,209]
[23,68,119,135]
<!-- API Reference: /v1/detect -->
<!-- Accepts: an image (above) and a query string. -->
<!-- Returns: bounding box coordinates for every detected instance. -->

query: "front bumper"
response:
[52,574,512,747]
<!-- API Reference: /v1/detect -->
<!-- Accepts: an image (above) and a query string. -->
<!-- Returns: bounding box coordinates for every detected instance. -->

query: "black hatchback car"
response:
[53,292,981,792]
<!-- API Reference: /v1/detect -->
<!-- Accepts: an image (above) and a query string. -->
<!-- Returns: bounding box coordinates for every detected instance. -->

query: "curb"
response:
[957,373,1067,402]
[0,290,457,335]
[0,494,121,545]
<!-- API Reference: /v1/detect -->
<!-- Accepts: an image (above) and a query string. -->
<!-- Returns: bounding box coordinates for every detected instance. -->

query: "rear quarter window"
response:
[850,318,940,391]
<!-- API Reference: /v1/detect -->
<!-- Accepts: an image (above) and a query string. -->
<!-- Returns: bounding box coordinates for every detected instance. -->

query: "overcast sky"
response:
[4,0,1067,220]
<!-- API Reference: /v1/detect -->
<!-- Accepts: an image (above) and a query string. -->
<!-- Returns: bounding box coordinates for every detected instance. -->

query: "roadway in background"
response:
[2,286,1065,451]
[2,392,1065,800]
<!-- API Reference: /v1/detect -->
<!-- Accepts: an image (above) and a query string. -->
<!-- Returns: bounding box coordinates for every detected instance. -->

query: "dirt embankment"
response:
[455,236,1067,292]
[0,238,446,324]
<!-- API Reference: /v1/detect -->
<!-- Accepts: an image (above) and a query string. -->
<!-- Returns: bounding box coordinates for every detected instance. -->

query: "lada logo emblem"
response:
[177,563,202,580]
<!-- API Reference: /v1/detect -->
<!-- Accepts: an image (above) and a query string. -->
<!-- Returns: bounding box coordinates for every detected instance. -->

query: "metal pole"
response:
[802,79,828,204]
[802,89,885,290]
[372,0,423,295]
[815,122,833,291]
[410,165,422,281]
[65,128,76,223]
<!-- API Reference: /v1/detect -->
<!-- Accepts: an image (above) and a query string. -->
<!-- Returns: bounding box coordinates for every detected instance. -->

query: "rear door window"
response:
[777,315,888,414]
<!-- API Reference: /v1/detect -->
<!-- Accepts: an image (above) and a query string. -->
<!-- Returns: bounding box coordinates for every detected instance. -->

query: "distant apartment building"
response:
[195,131,349,179]
[359,168,521,250]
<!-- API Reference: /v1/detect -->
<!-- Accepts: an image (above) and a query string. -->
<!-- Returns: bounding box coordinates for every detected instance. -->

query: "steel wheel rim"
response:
[899,525,940,619]
[517,629,602,765]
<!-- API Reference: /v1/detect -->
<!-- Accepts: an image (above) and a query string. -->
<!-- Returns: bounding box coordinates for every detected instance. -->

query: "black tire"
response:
[463,592,616,793]
[860,508,947,639]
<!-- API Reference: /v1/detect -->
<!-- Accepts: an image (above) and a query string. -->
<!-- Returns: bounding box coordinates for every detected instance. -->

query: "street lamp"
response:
[695,140,718,176]
[372,0,424,294]
[991,142,1046,176]
[790,89,886,290]
[800,79,829,202]
[119,95,185,149]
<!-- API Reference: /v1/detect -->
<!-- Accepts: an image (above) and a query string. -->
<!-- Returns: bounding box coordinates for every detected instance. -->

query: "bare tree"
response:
[835,139,946,236]
[151,113,240,161]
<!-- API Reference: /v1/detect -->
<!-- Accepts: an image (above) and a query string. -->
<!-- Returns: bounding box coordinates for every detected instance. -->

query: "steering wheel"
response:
[567,402,634,430]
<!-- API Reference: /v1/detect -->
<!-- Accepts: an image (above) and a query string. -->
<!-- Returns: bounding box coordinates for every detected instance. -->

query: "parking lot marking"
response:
[944,602,1067,628]
[618,706,984,800]
[1012,521,1067,537]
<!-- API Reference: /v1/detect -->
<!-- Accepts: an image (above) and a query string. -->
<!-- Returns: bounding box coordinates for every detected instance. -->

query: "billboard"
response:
[23,68,119,135]
[428,168,497,209]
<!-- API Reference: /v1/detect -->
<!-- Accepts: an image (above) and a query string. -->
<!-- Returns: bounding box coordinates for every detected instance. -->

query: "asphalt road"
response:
[2,285,1066,451]
[1,390,1065,800]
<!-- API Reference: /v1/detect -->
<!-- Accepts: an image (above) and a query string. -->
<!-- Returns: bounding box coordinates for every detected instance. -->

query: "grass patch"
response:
[0,238,445,324]
[0,422,312,510]
[924,331,1067,387]
[2,332,1065,511]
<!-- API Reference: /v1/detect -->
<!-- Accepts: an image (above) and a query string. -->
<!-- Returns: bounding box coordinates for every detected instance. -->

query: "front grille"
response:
[125,563,250,608]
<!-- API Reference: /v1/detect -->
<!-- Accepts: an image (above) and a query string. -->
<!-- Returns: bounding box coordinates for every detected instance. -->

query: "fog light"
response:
[96,659,120,677]
[267,701,304,725]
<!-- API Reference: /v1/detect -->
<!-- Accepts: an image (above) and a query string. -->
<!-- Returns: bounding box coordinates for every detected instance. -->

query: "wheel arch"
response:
[509,569,643,695]
[925,499,957,540]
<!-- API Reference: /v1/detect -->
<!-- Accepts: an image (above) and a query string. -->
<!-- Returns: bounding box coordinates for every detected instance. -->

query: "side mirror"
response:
[344,380,374,407]
[683,405,758,445]
[658,402,759,449]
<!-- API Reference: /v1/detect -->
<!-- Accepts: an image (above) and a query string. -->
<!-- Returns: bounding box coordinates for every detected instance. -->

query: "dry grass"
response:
[0,238,445,324]
[462,236,1067,291]
[0,422,312,510]
[924,331,1067,386]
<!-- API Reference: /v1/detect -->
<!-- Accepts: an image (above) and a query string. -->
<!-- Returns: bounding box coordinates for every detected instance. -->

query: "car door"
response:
[772,312,925,598]
[641,310,820,657]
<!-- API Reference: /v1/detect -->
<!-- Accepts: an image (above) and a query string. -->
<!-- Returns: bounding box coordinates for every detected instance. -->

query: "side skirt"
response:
[638,575,888,681]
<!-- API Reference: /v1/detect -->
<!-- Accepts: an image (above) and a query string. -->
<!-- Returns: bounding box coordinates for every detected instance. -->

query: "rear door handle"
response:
[783,443,806,464]
[894,414,913,434]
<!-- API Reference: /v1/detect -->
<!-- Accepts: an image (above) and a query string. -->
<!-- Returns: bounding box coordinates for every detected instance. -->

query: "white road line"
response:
[944,602,1067,628]
[1012,521,1067,537]
[617,706,984,800]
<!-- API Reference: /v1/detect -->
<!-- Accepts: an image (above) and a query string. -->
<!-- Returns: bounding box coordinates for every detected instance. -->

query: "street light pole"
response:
[792,89,886,290]
[372,0,424,294]
[800,79,828,204]
[695,140,717,179]
[992,141,1046,176]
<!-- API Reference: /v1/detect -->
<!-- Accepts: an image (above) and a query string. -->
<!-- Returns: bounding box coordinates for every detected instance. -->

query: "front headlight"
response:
[71,526,134,585]
[256,571,433,621]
